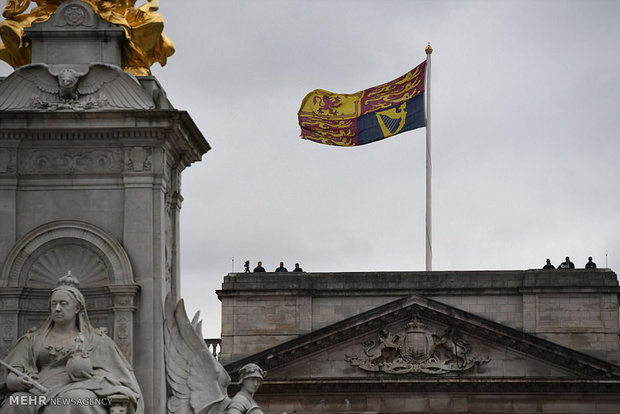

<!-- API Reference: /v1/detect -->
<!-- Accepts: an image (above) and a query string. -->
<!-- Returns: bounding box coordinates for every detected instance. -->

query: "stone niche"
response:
[0,220,139,362]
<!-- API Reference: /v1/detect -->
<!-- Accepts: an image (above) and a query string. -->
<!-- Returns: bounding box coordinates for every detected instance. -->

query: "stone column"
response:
[110,284,140,363]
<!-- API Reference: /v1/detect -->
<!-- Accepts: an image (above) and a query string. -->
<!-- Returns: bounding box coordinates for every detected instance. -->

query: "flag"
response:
[298,61,426,146]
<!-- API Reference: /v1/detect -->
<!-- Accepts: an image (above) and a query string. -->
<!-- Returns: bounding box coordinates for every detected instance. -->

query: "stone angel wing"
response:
[77,63,155,109]
[0,63,59,110]
[164,294,232,414]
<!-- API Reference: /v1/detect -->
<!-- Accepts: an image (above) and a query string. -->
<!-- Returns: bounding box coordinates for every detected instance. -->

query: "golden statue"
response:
[0,0,175,76]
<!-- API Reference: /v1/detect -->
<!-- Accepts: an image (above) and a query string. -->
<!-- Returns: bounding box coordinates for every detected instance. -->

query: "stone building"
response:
[218,270,620,413]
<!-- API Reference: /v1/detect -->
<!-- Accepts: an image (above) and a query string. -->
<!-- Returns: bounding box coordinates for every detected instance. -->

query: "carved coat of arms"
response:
[402,318,434,363]
[346,316,489,375]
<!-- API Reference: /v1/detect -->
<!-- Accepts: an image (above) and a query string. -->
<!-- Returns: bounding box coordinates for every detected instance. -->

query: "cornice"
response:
[0,109,210,168]
[0,129,162,141]
[253,377,620,394]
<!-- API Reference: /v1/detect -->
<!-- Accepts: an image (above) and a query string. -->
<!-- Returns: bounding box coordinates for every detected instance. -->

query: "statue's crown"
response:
[57,271,80,288]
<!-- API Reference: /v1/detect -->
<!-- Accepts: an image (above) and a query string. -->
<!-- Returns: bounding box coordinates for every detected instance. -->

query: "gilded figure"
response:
[0,0,174,75]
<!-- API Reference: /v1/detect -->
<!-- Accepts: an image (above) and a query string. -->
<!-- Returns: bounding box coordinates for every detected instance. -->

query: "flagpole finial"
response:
[425,43,433,54]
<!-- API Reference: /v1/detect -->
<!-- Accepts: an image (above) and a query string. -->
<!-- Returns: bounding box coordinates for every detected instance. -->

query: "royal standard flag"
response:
[298,61,426,146]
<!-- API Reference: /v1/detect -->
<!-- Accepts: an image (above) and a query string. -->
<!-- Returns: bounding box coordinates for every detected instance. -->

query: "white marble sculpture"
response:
[0,274,143,413]
[164,295,265,414]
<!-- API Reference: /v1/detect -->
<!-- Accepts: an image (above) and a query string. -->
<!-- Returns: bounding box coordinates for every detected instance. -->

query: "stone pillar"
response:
[110,284,140,363]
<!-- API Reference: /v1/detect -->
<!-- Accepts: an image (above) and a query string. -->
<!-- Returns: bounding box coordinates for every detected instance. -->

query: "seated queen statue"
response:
[0,274,143,413]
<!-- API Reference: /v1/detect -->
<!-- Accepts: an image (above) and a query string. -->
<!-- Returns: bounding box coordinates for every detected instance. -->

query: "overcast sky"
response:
[2,0,619,338]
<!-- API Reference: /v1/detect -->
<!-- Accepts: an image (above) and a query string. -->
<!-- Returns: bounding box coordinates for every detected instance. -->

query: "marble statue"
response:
[0,0,174,75]
[164,295,266,414]
[0,274,144,413]
[223,364,264,414]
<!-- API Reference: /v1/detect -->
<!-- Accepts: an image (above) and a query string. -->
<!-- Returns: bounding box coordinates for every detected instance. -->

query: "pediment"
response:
[225,295,620,393]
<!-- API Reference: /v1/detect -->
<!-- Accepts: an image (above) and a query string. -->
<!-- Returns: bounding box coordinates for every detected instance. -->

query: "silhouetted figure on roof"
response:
[558,256,575,269]
[293,263,304,272]
[585,257,597,269]
[275,262,288,272]
[244,260,250,272]
[253,261,265,272]
[543,259,555,269]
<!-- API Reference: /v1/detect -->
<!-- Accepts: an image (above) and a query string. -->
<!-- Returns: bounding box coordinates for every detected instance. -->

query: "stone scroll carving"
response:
[19,148,124,175]
[345,317,489,375]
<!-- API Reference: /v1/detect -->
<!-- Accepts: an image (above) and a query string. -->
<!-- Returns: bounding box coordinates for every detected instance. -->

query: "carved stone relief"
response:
[114,295,132,307]
[125,146,152,172]
[18,148,124,174]
[114,312,133,362]
[0,148,16,173]
[27,243,109,288]
[163,158,181,293]
[162,156,172,191]
[345,316,489,375]
[57,3,93,27]
[164,194,174,288]
[31,96,112,111]
[0,63,155,111]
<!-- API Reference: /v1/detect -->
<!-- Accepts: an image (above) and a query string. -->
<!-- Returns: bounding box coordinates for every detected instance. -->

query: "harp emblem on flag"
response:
[375,102,407,138]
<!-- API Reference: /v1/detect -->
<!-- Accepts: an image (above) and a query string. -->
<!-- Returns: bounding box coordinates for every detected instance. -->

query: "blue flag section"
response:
[356,93,426,145]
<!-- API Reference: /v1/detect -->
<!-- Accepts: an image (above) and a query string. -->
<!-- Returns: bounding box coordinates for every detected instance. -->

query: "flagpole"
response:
[425,43,433,271]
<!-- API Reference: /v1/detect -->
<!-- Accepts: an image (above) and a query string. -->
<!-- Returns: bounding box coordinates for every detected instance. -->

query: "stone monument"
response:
[0,1,209,413]
[164,295,266,414]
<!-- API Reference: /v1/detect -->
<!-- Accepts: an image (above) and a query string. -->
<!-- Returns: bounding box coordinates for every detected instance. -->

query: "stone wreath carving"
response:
[345,317,489,375]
